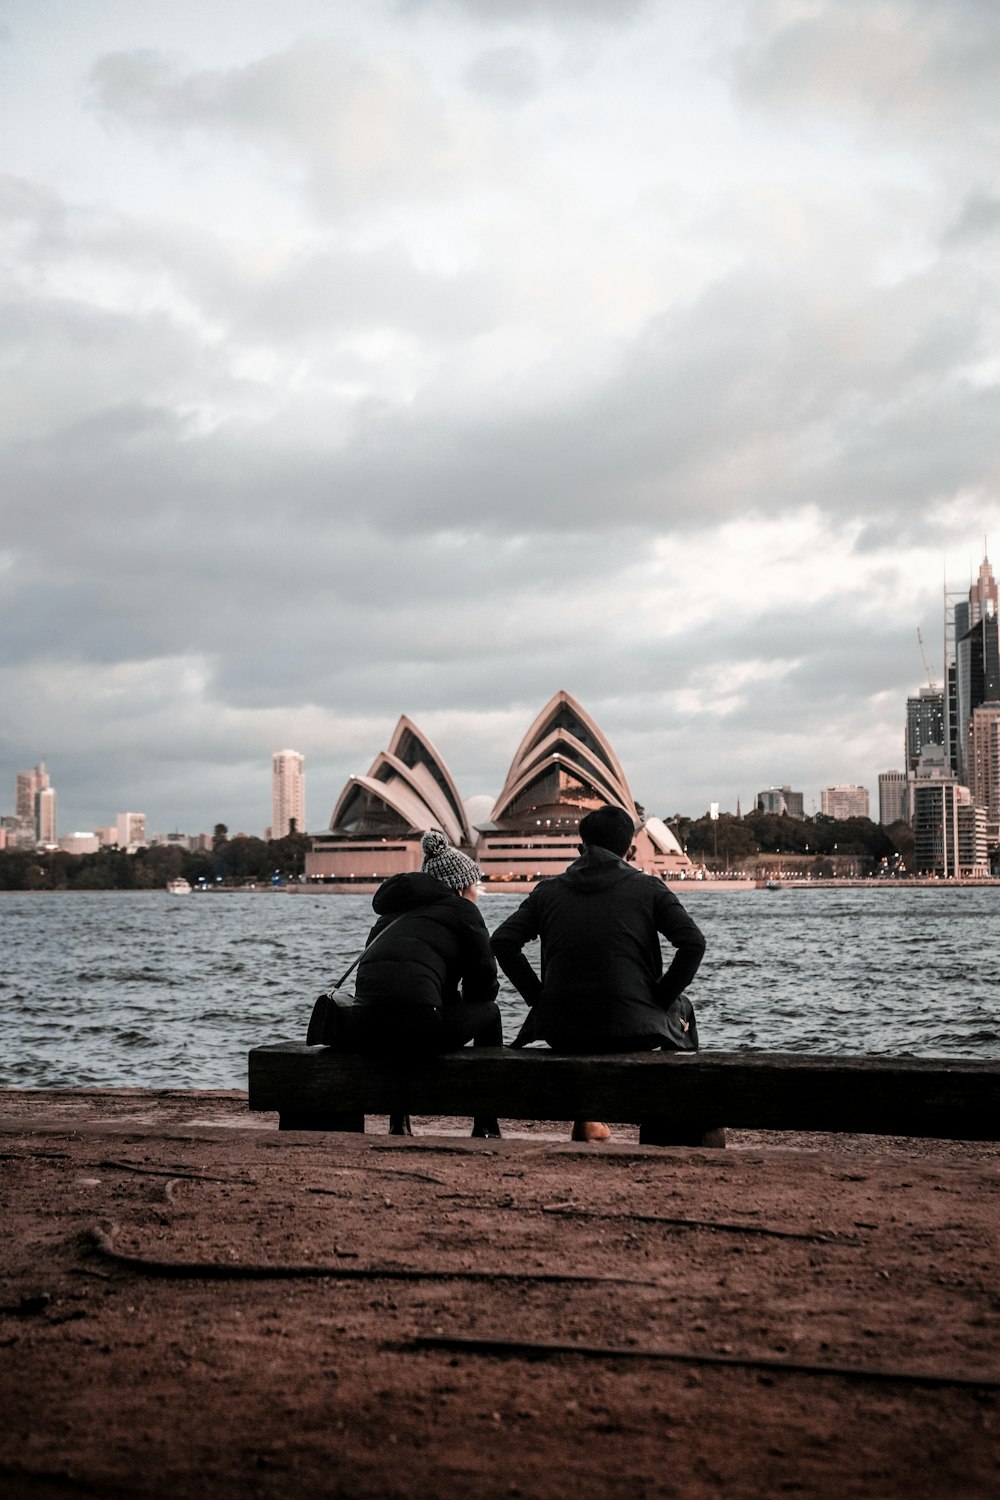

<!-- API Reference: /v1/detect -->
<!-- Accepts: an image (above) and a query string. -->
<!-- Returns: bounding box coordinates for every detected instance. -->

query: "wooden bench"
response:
[247,1044,1000,1145]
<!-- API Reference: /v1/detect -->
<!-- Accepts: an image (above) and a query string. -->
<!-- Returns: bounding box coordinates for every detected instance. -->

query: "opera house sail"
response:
[306,717,473,888]
[475,691,691,883]
[305,692,692,890]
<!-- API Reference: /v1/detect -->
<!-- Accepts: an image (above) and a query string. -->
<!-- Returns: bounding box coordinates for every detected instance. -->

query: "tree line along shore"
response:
[0,812,915,891]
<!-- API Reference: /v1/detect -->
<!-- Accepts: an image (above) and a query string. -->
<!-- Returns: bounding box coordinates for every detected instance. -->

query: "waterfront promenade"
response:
[1,1089,997,1498]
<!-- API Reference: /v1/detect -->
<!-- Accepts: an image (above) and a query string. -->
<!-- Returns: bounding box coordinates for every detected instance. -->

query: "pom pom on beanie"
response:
[420,828,482,893]
[420,829,449,861]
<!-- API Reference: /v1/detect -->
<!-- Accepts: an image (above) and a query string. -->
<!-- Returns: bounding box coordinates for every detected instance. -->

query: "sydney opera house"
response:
[305,691,692,889]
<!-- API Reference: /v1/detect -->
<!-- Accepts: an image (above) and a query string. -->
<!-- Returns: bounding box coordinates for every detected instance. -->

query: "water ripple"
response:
[0,886,998,1088]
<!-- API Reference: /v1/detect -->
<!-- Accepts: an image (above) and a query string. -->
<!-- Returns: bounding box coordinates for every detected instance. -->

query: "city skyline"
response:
[3,3,1000,835]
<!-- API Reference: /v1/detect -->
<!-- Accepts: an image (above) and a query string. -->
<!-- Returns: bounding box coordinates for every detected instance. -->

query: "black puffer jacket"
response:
[354,872,498,1011]
[490,845,705,1043]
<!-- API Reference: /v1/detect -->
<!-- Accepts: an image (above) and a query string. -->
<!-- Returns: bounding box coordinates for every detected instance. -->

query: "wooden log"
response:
[247,1044,1000,1141]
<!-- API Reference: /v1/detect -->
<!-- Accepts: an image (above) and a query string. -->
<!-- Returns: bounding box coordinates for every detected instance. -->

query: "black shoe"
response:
[388,1113,413,1136]
[471,1117,502,1139]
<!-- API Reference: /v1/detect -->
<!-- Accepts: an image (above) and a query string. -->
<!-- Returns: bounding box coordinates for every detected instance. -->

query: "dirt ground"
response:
[1,1090,998,1500]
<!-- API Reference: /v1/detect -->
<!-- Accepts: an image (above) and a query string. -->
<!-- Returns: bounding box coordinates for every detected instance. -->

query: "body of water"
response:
[1,886,997,1089]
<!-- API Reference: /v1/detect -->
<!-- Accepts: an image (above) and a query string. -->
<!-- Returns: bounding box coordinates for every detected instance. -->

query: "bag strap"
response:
[326,904,437,994]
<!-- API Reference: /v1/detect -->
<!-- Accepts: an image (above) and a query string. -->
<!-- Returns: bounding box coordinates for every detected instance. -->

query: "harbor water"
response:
[1,886,997,1089]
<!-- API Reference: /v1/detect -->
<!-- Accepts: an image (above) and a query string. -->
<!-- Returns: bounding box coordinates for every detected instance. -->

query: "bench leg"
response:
[639,1118,726,1148]
[278,1110,366,1132]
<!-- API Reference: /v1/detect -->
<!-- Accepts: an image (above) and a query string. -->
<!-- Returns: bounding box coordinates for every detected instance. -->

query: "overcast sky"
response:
[3,0,999,837]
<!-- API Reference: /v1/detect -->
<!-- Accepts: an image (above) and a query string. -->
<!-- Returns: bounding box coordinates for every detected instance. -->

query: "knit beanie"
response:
[420,829,482,893]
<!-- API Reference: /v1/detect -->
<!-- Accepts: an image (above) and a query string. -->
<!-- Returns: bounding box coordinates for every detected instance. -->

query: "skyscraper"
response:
[272,750,305,839]
[14,761,53,846]
[945,551,998,785]
[756,786,805,817]
[905,687,944,773]
[877,771,908,826]
[37,786,57,845]
[970,701,1000,847]
[115,812,147,850]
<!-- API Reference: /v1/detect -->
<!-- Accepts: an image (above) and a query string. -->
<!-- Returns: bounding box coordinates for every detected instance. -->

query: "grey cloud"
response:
[8,242,996,602]
[306,262,996,536]
[399,0,647,23]
[463,45,541,104]
[229,244,500,343]
[943,193,1000,247]
[731,1,1000,148]
[87,41,470,213]
[0,174,501,360]
[0,173,68,244]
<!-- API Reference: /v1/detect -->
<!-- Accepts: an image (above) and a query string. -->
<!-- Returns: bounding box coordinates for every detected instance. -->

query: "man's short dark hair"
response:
[578,805,637,857]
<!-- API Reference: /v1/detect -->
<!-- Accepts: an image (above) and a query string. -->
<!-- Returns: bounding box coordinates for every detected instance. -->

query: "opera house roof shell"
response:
[327,715,472,846]
[489,691,638,831]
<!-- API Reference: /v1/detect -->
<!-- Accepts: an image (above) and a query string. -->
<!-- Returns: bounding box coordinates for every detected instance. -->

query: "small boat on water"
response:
[764,879,782,891]
[165,877,192,895]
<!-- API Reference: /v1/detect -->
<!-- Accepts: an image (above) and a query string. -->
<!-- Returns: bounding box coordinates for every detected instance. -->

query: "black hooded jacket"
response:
[354,872,499,1012]
[490,845,706,1043]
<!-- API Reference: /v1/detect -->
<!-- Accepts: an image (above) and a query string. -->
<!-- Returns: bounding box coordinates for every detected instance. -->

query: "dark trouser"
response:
[544,1034,663,1055]
[324,999,504,1137]
[335,999,503,1054]
[543,1032,724,1148]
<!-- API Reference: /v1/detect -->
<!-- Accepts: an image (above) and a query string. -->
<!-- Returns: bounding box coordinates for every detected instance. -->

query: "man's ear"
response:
[625,844,637,863]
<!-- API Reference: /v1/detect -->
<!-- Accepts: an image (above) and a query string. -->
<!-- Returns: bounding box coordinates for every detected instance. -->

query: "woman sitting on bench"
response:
[316,830,503,1139]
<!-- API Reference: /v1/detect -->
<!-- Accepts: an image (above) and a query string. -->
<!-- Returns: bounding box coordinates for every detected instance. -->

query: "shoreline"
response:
[3,875,1000,896]
[2,1088,997,1498]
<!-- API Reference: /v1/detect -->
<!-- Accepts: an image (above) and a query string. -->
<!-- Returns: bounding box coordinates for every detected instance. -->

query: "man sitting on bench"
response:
[490,805,707,1142]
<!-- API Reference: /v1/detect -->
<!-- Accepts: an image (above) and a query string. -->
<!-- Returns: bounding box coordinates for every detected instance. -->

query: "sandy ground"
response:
[0,1089,998,1500]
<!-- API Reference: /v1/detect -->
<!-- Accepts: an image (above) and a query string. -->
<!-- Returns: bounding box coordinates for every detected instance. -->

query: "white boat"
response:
[165,877,192,894]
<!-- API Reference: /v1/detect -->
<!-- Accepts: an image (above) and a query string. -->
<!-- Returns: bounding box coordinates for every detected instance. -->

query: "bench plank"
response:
[247,1044,1000,1141]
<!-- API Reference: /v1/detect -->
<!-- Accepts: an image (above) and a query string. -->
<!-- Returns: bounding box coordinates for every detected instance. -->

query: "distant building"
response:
[15,765,43,825]
[115,812,147,850]
[307,692,692,889]
[59,833,100,855]
[911,749,989,876]
[36,786,57,845]
[946,551,999,784]
[13,760,54,846]
[970,701,1000,849]
[474,692,689,883]
[272,749,305,840]
[820,785,870,820]
[877,771,908,826]
[308,716,475,886]
[958,793,989,877]
[756,786,805,818]
[905,687,944,773]
[956,611,999,786]
[149,832,195,850]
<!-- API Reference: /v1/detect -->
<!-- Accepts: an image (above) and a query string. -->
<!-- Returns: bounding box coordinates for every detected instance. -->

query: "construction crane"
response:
[916,628,937,690]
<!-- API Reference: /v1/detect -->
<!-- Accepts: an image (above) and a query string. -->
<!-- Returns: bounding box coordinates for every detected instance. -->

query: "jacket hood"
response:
[372,870,453,916]
[561,843,636,892]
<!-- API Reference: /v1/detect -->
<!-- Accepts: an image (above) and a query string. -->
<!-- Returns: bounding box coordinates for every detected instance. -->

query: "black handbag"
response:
[661,994,699,1051]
